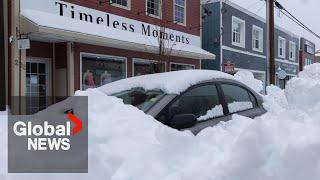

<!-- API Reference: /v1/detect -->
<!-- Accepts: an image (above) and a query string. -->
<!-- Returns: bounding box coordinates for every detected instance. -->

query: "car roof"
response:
[98,70,236,95]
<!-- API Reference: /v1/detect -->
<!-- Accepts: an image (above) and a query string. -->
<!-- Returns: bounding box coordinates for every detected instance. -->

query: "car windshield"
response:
[112,88,165,112]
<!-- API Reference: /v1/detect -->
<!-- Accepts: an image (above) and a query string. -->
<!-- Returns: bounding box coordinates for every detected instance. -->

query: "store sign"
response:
[278,70,287,80]
[17,38,30,50]
[222,61,235,74]
[276,62,298,76]
[20,0,200,46]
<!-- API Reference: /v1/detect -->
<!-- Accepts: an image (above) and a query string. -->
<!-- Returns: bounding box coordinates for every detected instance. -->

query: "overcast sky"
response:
[203,0,320,51]
[275,0,320,50]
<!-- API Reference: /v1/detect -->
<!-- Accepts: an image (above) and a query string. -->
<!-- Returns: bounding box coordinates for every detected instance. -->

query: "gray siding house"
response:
[201,0,299,89]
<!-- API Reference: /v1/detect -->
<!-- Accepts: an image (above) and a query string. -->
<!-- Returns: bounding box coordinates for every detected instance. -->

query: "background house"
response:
[299,38,316,71]
[316,50,320,63]
[201,0,300,90]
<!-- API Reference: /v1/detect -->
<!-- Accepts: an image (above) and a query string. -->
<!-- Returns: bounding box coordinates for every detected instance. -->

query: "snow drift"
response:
[1,65,320,180]
[234,70,263,93]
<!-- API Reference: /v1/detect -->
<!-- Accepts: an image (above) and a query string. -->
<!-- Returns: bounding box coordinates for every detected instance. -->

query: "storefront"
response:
[7,0,215,111]
[81,53,127,90]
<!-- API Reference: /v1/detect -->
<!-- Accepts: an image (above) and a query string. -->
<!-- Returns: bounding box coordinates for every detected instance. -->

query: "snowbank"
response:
[234,70,263,93]
[263,85,288,113]
[286,63,320,110]
[1,64,320,180]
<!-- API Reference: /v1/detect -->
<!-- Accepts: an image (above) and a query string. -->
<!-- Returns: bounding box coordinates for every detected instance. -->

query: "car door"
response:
[155,83,228,134]
[219,83,263,119]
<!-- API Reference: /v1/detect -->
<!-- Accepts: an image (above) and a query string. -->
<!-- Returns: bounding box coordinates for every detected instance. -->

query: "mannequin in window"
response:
[100,70,112,86]
[83,69,95,89]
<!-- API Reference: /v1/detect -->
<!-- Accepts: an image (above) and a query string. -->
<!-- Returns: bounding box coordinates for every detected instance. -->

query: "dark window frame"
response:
[156,82,226,125]
[217,82,258,115]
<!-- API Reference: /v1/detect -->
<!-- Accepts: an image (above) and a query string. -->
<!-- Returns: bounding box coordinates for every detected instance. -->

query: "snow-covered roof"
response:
[20,10,215,60]
[98,70,234,95]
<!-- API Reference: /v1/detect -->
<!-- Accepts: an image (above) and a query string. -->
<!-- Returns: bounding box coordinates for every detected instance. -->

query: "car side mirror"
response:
[169,114,197,130]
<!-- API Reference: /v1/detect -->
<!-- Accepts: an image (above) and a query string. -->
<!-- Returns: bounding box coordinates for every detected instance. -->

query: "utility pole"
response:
[0,0,6,111]
[267,0,275,85]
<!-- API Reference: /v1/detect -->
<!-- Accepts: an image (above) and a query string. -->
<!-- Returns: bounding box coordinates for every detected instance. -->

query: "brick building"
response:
[316,50,320,63]
[4,0,214,113]
[299,38,316,71]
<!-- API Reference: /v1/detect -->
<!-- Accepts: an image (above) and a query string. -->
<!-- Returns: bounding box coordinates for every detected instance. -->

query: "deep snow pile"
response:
[1,65,320,180]
[234,70,264,93]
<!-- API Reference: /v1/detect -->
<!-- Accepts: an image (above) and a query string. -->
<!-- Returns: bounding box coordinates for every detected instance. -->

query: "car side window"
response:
[157,84,223,124]
[221,84,257,113]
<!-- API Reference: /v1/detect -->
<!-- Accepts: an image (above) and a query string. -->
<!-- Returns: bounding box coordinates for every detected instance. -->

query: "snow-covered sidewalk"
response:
[1,64,320,180]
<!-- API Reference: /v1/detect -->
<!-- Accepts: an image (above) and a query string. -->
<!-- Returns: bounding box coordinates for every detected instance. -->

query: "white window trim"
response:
[278,36,286,59]
[110,0,131,10]
[79,52,128,91]
[26,57,52,96]
[132,58,167,76]
[252,25,263,53]
[146,0,162,19]
[173,0,187,26]
[289,41,296,61]
[169,62,195,71]
[231,16,246,48]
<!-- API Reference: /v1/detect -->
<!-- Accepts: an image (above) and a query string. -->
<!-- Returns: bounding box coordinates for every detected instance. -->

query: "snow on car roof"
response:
[98,70,235,95]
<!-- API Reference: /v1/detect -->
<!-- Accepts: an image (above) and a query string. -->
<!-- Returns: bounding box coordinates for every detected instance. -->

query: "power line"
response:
[277,9,319,39]
[274,0,320,40]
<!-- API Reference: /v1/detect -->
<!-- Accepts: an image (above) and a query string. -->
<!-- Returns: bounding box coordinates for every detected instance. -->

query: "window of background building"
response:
[252,25,263,52]
[170,63,195,71]
[278,37,286,58]
[111,0,130,9]
[133,59,165,76]
[81,54,126,90]
[305,42,314,54]
[147,0,161,18]
[232,16,245,48]
[305,58,312,66]
[174,0,186,24]
[289,41,296,61]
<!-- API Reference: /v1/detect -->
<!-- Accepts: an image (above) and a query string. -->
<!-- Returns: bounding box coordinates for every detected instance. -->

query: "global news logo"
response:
[8,96,88,173]
[12,113,83,151]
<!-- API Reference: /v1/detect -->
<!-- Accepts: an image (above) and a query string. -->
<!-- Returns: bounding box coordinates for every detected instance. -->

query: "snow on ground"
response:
[1,64,320,180]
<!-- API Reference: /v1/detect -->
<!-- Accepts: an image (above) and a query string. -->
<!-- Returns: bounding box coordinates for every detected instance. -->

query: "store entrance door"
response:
[26,58,50,114]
